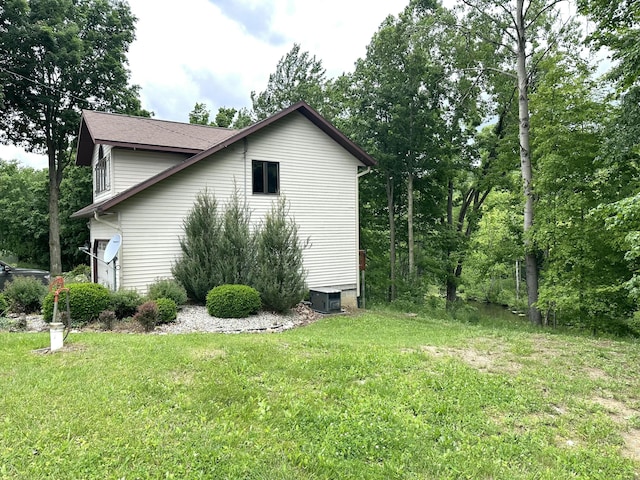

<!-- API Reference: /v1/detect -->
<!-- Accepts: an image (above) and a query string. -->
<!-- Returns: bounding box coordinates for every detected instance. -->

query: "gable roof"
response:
[76,111,237,166]
[72,101,376,219]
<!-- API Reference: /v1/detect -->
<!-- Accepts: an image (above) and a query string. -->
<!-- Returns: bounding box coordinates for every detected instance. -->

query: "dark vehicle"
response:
[0,260,50,291]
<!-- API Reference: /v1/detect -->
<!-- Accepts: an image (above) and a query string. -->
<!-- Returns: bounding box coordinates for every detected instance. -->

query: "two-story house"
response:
[72,101,376,307]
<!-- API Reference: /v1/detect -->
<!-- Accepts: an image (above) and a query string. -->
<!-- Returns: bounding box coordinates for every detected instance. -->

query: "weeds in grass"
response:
[0,310,638,478]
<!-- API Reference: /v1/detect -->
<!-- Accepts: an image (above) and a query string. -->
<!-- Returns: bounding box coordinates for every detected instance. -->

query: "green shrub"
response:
[206,284,261,318]
[99,310,116,330]
[110,289,143,319]
[147,279,188,306]
[155,297,177,324]
[3,276,48,313]
[0,293,7,315]
[173,191,224,302]
[42,283,111,324]
[254,198,307,312]
[63,264,91,284]
[134,301,159,332]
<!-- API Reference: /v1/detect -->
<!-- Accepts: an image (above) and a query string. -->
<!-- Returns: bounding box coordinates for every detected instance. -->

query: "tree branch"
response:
[525,0,567,30]
[458,0,519,45]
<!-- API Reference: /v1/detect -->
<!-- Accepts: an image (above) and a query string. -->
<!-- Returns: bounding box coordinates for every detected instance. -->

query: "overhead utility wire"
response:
[0,66,100,106]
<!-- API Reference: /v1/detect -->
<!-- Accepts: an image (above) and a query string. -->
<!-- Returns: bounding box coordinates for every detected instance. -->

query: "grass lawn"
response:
[1,310,639,479]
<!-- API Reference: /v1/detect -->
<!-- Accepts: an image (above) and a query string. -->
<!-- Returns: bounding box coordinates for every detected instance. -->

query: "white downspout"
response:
[355,166,371,302]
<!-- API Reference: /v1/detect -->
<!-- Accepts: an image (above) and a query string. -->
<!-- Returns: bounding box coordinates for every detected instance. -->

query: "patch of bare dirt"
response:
[591,396,640,462]
[419,344,521,374]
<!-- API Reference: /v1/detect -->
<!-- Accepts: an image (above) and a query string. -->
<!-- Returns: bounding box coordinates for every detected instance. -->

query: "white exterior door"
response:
[95,240,116,290]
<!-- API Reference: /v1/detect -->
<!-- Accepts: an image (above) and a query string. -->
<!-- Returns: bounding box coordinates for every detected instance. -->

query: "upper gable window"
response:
[95,145,111,194]
[252,160,279,194]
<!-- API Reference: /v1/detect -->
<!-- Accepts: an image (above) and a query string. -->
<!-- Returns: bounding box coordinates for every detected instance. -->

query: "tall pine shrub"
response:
[172,191,223,302]
[218,190,255,286]
[254,198,307,312]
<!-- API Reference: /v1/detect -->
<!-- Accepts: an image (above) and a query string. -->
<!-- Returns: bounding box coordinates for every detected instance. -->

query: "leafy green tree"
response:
[348,1,484,302]
[0,159,48,266]
[188,102,211,125]
[251,43,328,120]
[457,0,581,325]
[528,54,628,328]
[578,0,640,90]
[0,0,145,275]
[188,103,253,128]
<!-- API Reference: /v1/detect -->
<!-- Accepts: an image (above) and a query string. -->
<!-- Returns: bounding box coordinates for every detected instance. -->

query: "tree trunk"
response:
[48,147,62,276]
[516,0,542,326]
[446,179,456,304]
[407,172,415,278]
[386,174,396,301]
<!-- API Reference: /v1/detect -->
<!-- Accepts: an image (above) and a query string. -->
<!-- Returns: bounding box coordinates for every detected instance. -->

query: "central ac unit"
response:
[310,288,341,314]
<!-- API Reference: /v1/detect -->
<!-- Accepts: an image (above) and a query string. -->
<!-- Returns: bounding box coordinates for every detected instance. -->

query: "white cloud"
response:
[0,144,48,170]
[127,0,409,120]
[8,0,411,167]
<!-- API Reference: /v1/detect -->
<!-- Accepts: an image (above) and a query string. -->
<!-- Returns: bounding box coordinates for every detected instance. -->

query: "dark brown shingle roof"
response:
[72,102,376,218]
[76,111,237,166]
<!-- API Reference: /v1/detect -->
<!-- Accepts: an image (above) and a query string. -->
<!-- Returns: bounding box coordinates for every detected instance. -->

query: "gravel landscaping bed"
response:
[4,303,322,334]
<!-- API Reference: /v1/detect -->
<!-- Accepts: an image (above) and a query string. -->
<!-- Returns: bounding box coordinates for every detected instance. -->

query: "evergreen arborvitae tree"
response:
[254,198,307,312]
[172,191,223,302]
[218,190,255,286]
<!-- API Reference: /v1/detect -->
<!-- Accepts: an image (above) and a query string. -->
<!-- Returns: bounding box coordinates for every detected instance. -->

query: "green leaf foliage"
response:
[0,293,9,315]
[0,0,147,274]
[147,279,188,306]
[251,43,328,119]
[109,289,143,319]
[206,285,261,319]
[154,298,177,324]
[2,276,48,314]
[42,282,110,324]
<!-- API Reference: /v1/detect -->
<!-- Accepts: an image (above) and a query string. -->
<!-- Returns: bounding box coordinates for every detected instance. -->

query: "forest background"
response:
[1,0,639,334]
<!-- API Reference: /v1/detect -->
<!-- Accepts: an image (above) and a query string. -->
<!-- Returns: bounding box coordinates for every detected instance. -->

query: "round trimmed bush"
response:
[42,283,111,325]
[206,284,261,318]
[110,289,143,319]
[147,279,188,306]
[155,297,177,324]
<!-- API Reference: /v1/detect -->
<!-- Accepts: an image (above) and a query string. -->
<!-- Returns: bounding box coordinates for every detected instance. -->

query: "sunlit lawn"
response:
[1,310,639,479]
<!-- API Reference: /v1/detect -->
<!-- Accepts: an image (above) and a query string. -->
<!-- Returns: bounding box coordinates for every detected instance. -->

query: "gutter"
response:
[357,167,372,178]
[93,211,122,233]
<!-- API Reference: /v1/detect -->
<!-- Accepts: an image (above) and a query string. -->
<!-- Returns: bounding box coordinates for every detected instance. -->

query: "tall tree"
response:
[578,0,640,90]
[187,103,253,128]
[0,0,145,275]
[251,43,328,120]
[350,1,485,302]
[458,0,573,325]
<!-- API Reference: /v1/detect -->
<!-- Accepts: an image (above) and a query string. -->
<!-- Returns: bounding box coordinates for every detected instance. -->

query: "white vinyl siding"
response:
[245,113,361,292]
[115,145,245,292]
[113,150,187,193]
[101,113,362,297]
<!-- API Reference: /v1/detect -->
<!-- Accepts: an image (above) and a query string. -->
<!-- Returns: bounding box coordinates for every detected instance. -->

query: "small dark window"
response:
[252,160,279,194]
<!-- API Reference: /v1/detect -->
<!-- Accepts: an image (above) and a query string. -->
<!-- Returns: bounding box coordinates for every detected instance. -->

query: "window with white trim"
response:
[95,145,111,194]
